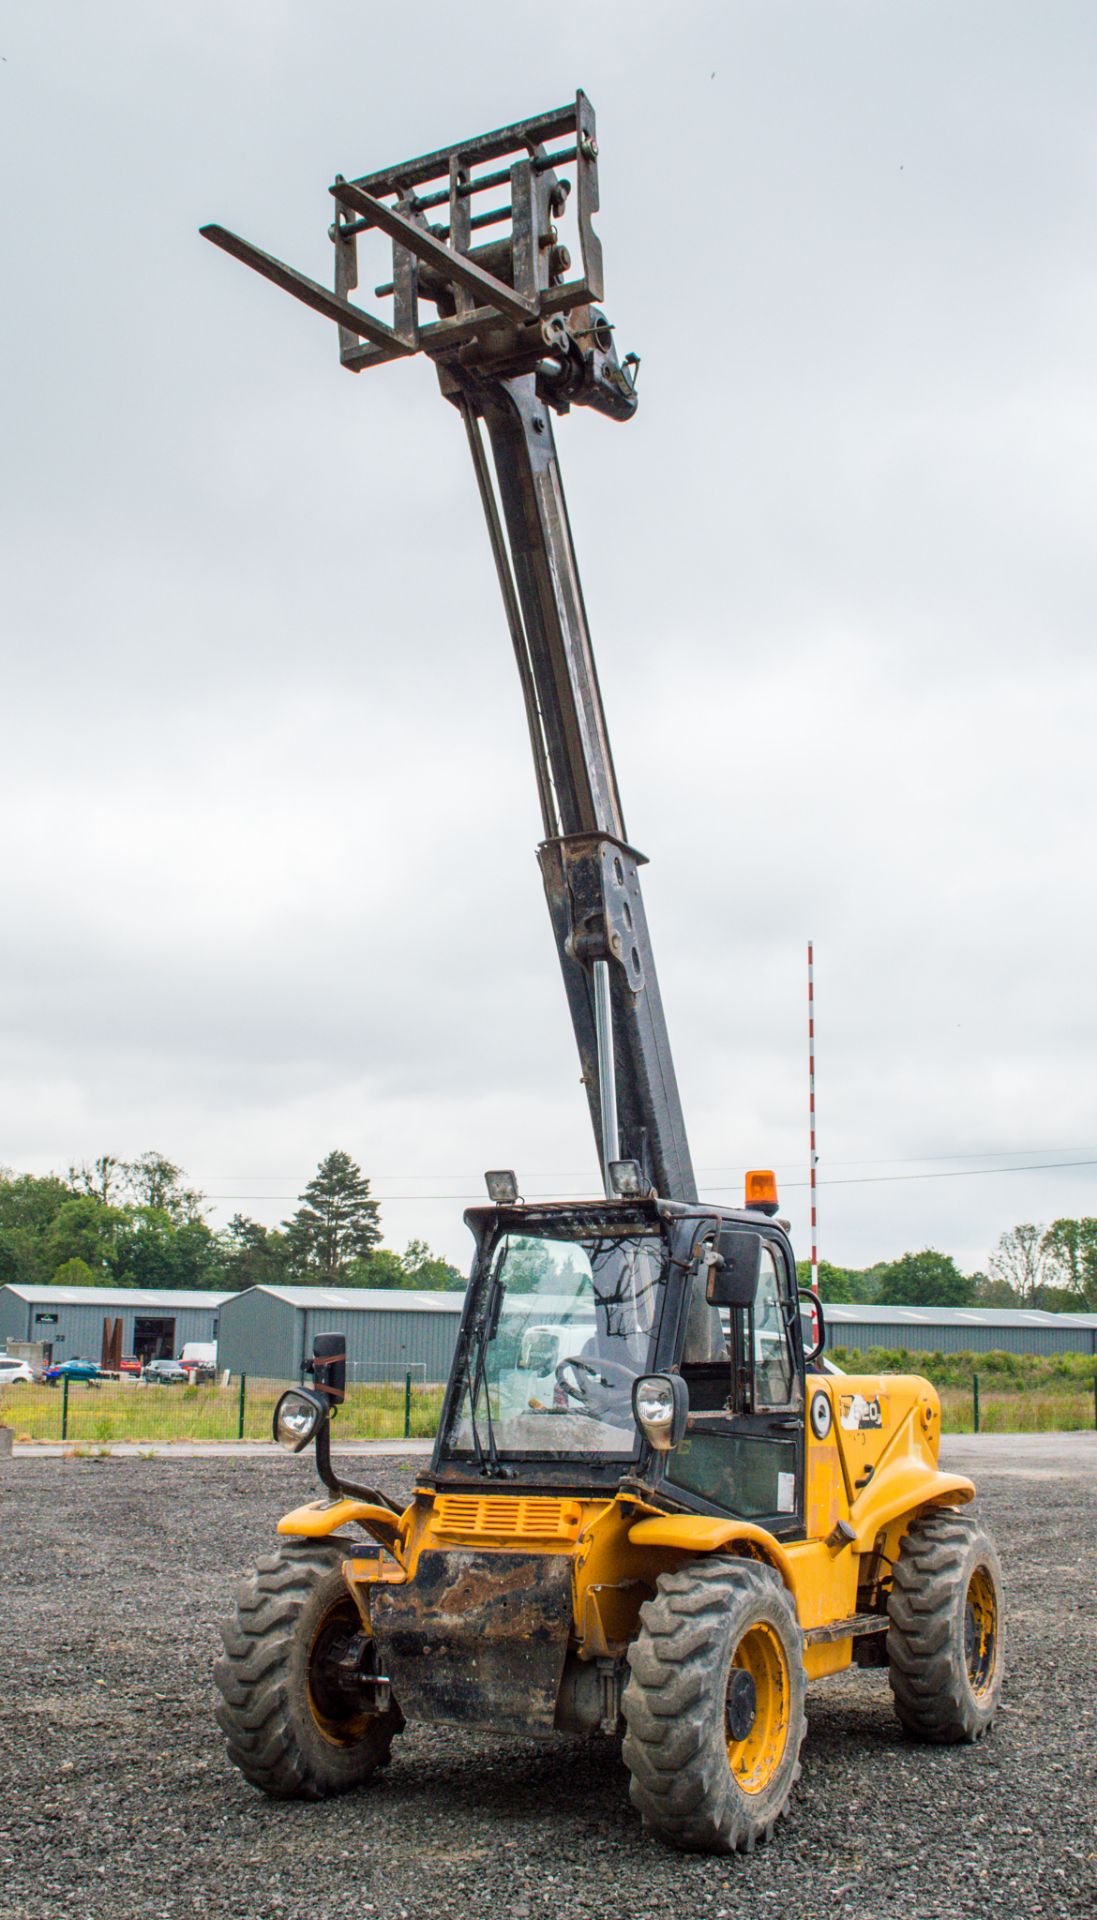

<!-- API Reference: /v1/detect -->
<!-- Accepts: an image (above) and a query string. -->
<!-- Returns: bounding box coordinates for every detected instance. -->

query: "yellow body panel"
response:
[627,1515,796,1592]
[806,1374,972,1547]
[277,1496,403,1551]
[802,1639,853,1679]
[279,1367,973,1686]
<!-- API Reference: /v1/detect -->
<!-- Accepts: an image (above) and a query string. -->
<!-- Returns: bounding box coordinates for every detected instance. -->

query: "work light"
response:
[608,1158,645,1197]
[485,1169,519,1203]
[631,1372,689,1452]
[272,1387,328,1453]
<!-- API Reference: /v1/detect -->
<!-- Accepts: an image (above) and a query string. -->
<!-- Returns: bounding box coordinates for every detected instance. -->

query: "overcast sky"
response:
[2,2,1095,1274]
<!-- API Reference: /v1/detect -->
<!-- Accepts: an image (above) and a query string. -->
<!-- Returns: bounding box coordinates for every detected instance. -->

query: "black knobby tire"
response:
[214,1540,404,1799]
[887,1508,1004,1743]
[621,1556,807,1855]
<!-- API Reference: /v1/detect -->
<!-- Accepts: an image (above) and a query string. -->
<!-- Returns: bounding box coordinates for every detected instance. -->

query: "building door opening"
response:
[101,1317,123,1371]
[134,1317,176,1362]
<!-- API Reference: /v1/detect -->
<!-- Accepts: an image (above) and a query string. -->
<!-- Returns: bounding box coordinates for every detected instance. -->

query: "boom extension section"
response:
[201,92,696,1203]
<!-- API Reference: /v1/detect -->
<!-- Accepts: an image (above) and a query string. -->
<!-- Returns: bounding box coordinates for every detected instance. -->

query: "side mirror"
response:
[310,1332,347,1405]
[705,1230,764,1308]
[272,1386,328,1453]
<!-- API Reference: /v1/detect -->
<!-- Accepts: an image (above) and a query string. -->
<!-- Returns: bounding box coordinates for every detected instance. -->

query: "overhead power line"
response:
[708,1156,1097,1196]
[195,1146,1097,1186]
[199,1155,1097,1205]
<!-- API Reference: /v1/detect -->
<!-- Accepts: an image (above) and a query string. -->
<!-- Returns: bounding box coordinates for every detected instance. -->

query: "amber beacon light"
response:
[745,1169,780,1215]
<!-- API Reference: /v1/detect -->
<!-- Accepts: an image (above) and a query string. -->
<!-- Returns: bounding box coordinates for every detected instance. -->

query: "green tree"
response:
[44,1197,128,1279]
[346,1241,465,1290]
[284,1151,382,1283]
[795,1259,855,1303]
[987,1223,1047,1305]
[876,1248,974,1307]
[0,1172,75,1286]
[0,1171,74,1235]
[50,1257,99,1287]
[972,1269,1019,1307]
[1041,1218,1097,1309]
[68,1155,125,1206]
[347,1248,407,1289]
[794,1259,884,1304]
[119,1153,205,1225]
[399,1238,464,1291]
[218,1215,293,1291]
[113,1208,226,1291]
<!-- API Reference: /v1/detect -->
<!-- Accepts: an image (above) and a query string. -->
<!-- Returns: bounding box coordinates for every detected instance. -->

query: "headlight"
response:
[272,1387,328,1453]
[631,1372,689,1452]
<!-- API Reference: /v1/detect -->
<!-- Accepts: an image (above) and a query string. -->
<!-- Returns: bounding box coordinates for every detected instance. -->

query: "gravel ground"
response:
[0,1437,1093,1920]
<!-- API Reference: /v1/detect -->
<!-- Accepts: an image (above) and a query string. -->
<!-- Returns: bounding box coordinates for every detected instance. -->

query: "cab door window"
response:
[752,1246,798,1410]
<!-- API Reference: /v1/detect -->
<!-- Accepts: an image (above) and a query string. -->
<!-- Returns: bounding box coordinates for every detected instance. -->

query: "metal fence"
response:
[0,1368,445,1445]
[7,1365,1094,1446]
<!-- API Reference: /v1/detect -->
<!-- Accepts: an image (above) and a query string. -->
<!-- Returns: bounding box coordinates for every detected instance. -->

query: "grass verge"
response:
[0,1377,445,1445]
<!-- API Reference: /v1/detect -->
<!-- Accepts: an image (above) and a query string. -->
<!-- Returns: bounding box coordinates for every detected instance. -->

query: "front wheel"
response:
[621,1556,807,1854]
[214,1541,403,1799]
[887,1508,1004,1743]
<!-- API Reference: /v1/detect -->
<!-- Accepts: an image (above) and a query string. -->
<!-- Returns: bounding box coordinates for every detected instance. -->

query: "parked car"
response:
[43,1358,100,1385]
[0,1355,35,1385]
[118,1355,142,1375]
[143,1359,189,1385]
[180,1342,217,1383]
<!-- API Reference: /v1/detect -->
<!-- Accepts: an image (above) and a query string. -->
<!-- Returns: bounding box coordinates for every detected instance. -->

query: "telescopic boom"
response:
[202,92,696,1203]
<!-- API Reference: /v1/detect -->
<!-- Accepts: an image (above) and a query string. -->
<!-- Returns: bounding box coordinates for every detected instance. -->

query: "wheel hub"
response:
[307,1603,388,1741]
[725,1667,758,1742]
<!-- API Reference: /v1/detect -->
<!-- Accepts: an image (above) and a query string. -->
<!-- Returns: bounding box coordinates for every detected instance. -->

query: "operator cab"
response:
[428,1180,822,1542]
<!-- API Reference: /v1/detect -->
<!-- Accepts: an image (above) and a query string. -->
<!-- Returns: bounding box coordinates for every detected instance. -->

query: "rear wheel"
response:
[887,1509,1004,1743]
[214,1541,403,1799]
[621,1556,806,1854]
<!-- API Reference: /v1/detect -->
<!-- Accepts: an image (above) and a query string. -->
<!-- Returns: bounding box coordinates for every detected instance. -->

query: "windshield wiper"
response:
[466,1269,511,1479]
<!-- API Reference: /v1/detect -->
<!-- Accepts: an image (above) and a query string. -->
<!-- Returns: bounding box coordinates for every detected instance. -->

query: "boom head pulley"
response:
[201,91,637,422]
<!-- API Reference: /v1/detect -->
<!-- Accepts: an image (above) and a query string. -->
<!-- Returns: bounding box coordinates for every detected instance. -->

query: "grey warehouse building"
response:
[0,1285,230,1366]
[218,1286,464,1382]
[824,1303,1097,1358]
[216,1287,1097,1382]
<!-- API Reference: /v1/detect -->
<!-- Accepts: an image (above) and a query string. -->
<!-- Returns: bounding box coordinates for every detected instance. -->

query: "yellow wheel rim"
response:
[725,1623,790,1794]
[964,1565,998,1697]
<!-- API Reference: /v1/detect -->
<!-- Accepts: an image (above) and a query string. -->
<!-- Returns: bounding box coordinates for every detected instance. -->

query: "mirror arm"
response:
[313,1408,402,1513]
[800,1288,827,1366]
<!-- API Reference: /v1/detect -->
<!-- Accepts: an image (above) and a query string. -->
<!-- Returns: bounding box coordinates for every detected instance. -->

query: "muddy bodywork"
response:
[280,1365,973,1730]
[369,1549,573,1734]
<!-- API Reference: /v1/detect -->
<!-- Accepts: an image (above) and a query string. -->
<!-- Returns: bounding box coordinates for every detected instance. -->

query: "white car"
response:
[0,1355,35,1385]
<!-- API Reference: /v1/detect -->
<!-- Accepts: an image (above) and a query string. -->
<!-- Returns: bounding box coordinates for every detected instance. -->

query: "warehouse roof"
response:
[823,1303,1097,1329]
[238,1285,465,1313]
[1,1284,232,1308]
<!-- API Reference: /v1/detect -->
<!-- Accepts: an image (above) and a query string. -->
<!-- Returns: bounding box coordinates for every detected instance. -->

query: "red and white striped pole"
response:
[808,941,819,1297]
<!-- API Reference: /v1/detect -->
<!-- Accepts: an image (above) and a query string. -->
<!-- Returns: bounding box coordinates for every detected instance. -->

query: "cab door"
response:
[665,1240,805,1538]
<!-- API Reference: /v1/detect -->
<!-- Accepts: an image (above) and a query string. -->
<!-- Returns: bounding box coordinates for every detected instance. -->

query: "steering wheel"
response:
[555,1354,638,1414]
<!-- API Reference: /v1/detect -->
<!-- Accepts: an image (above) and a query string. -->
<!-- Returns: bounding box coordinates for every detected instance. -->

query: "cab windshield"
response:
[445,1227,669,1459]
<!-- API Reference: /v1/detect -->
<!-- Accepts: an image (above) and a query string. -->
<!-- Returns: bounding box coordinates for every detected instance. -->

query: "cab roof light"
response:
[745,1169,779,1217]
[485,1169,519,1203]
[608,1158,646,1197]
